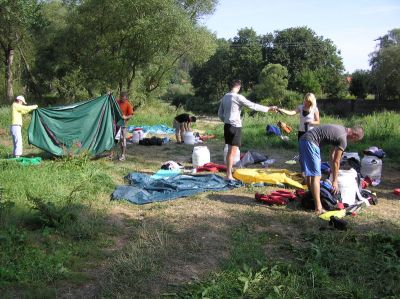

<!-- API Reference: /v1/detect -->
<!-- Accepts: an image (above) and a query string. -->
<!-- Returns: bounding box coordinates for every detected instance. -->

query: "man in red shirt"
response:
[117,91,134,161]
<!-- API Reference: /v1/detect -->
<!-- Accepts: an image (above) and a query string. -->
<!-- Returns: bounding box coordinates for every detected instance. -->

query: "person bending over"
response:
[173,113,196,144]
[299,124,364,215]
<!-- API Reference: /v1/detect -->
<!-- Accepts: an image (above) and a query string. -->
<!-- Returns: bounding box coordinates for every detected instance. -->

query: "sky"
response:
[202,0,400,73]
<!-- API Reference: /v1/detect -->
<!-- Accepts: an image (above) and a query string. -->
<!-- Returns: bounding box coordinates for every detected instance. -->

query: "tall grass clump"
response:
[0,157,115,292]
[346,111,400,162]
[132,98,186,127]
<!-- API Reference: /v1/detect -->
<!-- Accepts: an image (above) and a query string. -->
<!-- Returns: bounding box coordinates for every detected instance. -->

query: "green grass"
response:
[176,219,400,298]
[0,156,115,294]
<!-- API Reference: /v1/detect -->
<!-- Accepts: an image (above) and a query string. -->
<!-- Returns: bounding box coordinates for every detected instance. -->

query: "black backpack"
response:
[301,185,339,211]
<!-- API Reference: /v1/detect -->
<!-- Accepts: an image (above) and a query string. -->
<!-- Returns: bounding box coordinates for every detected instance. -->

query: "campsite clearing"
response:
[1,116,400,298]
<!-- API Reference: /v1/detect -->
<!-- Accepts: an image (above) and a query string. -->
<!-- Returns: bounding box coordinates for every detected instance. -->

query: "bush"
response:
[294,69,322,95]
[349,70,372,99]
[253,64,289,101]
[51,68,89,104]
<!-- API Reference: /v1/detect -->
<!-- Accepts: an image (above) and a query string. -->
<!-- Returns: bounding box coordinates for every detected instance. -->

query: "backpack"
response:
[277,121,292,134]
[300,184,340,211]
[266,125,281,136]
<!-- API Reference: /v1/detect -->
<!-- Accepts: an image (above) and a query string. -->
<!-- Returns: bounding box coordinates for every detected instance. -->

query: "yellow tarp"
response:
[233,168,305,189]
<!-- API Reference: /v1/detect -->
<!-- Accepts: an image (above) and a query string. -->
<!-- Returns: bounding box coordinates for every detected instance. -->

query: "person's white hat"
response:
[16,95,27,104]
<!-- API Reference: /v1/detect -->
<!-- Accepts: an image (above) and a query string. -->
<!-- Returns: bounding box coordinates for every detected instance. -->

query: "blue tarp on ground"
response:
[127,125,175,134]
[112,173,243,204]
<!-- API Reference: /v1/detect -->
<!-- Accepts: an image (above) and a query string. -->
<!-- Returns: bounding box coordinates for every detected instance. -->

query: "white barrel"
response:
[361,155,382,181]
[137,129,144,140]
[337,169,358,205]
[192,146,210,167]
[184,132,195,145]
[342,152,360,162]
[132,131,140,143]
[223,144,240,165]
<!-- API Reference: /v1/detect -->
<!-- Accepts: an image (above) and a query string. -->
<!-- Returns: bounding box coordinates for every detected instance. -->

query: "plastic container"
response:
[138,130,144,140]
[132,131,140,143]
[361,155,382,181]
[342,152,360,162]
[192,146,210,167]
[184,132,195,145]
[337,169,358,205]
[223,144,240,165]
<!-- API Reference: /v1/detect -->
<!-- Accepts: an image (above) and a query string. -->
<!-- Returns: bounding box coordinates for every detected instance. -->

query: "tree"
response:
[253,63,288,103]
[190,39,232,101]
[140,25,216,94]
[230,28,263,91]
[370,28,400,100]
[263,26,344,96]
[0,0,42,101]
[294,69,321,95]
[176,0,218,21]
[58,0,216,97]
[30,0,71,97]
[349,70,371,99]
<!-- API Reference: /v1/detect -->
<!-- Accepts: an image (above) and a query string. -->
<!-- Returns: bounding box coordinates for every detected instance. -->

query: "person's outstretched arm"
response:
[277,107,297,116]
[16,104,38,114]
[238,95,275,113]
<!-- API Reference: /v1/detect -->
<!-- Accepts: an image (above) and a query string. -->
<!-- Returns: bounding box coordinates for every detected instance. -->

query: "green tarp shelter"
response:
[28,94,124,156]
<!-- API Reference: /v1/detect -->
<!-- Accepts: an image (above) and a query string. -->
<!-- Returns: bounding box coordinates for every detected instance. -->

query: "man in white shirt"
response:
[218,80,277,180]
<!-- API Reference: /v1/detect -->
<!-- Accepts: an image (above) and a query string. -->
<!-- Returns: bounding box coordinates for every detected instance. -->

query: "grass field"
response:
[0,102,399,298]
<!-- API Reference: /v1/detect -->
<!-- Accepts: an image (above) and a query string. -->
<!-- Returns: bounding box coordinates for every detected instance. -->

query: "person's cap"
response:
[16,95,26,104]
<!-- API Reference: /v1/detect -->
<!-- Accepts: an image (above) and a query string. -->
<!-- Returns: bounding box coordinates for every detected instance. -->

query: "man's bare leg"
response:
[310,175,324,214]
[226,145,238,180]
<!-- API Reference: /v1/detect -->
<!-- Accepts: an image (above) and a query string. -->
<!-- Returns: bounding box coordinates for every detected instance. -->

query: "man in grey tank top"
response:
[299,124,364,214]
[218,79,277,180]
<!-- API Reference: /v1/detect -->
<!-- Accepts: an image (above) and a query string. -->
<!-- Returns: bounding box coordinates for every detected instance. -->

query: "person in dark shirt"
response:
[299,124,364,215]
[173,113,196,143]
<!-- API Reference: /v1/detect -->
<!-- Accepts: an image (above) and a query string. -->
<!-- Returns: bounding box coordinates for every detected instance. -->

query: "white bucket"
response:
[337,169,358,205]
[184,132,195,145]
[342,152,360,162]
[192,146,210,167]
[137,129,144,140]
[361,155,382,181]
[132,131,140,143]
[223,144,240,165]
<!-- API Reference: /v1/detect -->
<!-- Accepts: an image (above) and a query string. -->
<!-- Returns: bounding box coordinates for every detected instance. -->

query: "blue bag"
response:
[266,125,281,136]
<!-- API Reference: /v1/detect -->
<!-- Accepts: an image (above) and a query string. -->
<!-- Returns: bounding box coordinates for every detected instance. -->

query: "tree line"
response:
[0,0,217,104]
[0,0,399,110]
